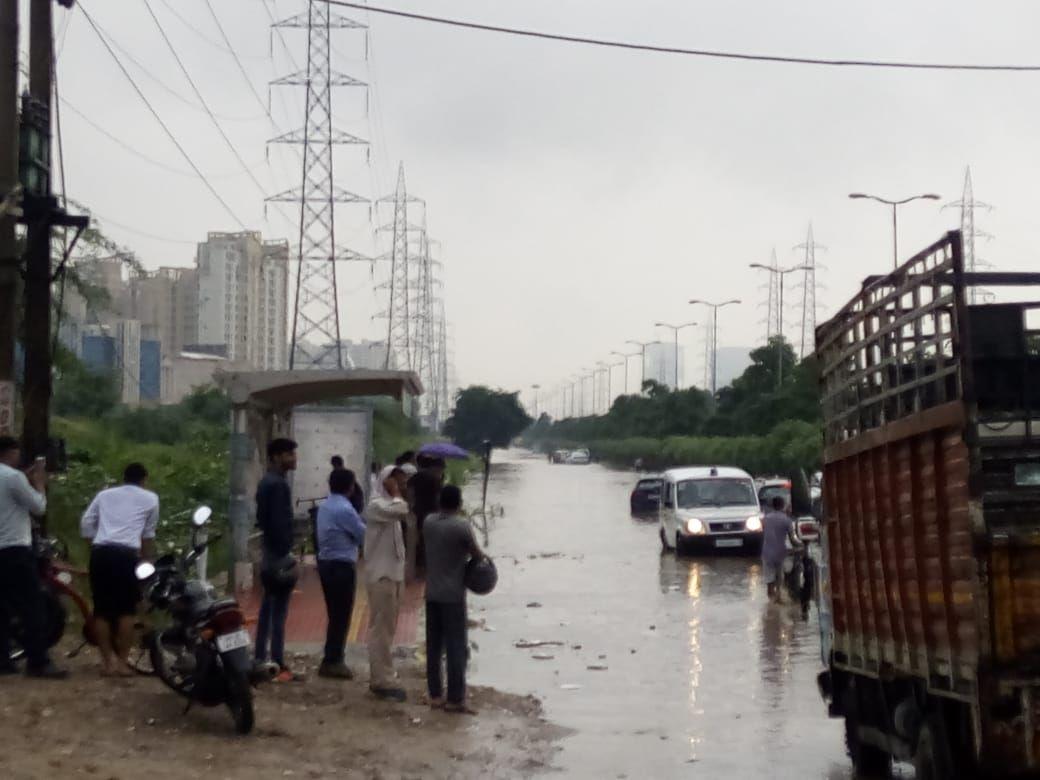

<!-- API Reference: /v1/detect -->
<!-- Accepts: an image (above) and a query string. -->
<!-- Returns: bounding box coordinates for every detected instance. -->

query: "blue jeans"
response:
[254,584,292,667]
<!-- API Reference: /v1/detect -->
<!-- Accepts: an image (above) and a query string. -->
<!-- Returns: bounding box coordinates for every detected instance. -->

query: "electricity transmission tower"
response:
[945,166,993,305]
[794,224,826,358]
[376,163,423,370]
[267,1,370,369]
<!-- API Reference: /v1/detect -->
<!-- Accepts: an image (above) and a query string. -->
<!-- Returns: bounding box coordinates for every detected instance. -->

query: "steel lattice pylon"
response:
[267,2,369,369]
[763,248,779,342]
[795,224,825,359]
[945,167,993,306]
[377,163,422,370]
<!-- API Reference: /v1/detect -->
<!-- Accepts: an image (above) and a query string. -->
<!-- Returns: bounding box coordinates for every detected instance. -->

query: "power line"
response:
[78,3,247,229]
[142,0,295,230]
[322,0,1040,73]
[156,0,269,60]
[75,208,198,245]
[203,0,272,118]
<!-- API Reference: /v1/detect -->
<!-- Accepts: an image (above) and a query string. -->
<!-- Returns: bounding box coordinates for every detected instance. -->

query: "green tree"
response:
[52,347,119,418]
[444,386,532,450]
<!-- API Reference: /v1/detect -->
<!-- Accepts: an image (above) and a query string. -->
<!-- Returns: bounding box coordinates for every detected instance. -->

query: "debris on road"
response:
[587,665,608,671]
[526,601,543,608]
[532,654,555,661]
[514,640,564,649]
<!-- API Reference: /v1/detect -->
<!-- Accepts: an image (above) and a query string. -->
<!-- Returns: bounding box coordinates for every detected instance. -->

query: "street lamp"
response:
[530,384,540,418]
[654,321,698,391]
[688,299,740,396]
[625,340,662,393]
[848,191,941,269]
[610,350,639,396]
[748,263,810,387]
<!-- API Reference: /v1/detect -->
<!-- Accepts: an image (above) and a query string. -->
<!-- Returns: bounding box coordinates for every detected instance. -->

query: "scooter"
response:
[136,506,255,735]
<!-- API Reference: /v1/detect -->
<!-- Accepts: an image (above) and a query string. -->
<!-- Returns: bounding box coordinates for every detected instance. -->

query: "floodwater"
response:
[463,451,902,778]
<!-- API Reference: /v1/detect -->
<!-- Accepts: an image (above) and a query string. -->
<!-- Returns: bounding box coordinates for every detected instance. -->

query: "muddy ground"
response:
[0,646,566,780]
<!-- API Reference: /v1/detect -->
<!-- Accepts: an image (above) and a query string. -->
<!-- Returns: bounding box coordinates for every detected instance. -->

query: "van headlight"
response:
[745,515,763,532]
[686,518,705,535]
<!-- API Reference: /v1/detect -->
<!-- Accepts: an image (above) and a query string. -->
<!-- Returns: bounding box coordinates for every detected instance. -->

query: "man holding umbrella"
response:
[409,443,469,574]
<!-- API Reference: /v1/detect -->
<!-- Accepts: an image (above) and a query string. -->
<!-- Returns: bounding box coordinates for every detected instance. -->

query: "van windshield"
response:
[677,478,757,508]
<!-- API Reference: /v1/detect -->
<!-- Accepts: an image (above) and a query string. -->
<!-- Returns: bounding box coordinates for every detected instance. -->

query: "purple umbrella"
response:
[418,442,471,460]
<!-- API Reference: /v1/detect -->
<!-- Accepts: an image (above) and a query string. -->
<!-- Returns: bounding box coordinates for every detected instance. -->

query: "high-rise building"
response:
[116,320,141,405]
[126,266,198,359]
[645,341,685,390]
[195,232,289,369]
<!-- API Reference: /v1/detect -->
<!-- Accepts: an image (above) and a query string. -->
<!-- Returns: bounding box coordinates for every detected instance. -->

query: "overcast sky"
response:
[44,0,1040,405]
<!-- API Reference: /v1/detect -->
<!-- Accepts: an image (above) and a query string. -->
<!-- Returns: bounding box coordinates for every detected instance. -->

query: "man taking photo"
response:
[0,436,66,678]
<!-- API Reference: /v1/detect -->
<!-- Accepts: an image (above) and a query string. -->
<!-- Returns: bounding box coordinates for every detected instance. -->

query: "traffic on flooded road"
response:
[466,450,909,778]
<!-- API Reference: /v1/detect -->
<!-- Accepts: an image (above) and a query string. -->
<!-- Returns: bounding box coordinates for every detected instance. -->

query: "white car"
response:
[566,448,591,465]
[658,466,763,554]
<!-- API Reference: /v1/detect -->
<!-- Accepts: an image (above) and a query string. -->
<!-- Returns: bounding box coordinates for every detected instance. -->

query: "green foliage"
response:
[106,387,230,445]
[443,386,533,450]
[52,347,119,419]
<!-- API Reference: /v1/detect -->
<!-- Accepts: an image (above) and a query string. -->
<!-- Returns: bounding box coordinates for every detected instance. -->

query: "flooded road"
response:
[463,451,881,778]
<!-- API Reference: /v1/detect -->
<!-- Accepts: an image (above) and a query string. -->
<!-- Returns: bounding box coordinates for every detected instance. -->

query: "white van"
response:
[658,466,763,554]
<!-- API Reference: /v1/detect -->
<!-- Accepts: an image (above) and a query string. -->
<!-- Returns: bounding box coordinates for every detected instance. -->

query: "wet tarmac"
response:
[464,451,910,778]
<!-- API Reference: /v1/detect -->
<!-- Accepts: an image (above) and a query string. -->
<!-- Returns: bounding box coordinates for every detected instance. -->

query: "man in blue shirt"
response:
[316,468,366,679]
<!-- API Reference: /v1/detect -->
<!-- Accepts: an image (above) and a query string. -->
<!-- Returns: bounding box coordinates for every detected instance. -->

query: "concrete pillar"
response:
[229,403,253,593]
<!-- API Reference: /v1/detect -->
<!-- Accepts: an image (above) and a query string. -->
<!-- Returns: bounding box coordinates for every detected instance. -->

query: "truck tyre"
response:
[843,681,892,777]
[913,713,955,780]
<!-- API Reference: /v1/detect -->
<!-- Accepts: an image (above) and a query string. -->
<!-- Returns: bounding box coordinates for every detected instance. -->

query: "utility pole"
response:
[689,299,740,397]
[654,322,697,390]
[625,340,660,393]
[610,350,637,397]
[0,0,18,437]
[530,383,540,417]
[750,263,809,388]
[849,191,941,269]
[944,167,992,305]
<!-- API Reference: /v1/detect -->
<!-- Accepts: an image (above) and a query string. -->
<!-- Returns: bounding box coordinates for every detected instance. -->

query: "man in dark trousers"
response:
[316,468,366,679]
[423,484,484,714]
[0,436,66,679]
[409,455,445,573]
[254,437,299,682]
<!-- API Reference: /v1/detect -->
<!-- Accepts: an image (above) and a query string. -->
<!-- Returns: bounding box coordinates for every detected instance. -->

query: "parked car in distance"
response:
[550,449,569,464]
[630,476,662,514]
[659,466,763,555]
[566,448,591,465]
[757,478,792,511]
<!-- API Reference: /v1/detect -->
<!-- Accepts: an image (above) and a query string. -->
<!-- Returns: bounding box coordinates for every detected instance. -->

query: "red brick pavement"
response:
[239,561,424,646]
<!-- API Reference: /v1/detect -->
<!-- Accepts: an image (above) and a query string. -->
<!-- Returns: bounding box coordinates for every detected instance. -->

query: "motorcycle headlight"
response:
[745,515,763,532]
[686,518,705,535]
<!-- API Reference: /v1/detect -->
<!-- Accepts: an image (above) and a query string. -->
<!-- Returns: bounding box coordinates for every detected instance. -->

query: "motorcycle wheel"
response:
[8,591,67,662]
[226,668,254,735]
[147,630,195,695]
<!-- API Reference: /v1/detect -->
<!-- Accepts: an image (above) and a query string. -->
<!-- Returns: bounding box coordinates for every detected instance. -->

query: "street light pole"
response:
[625,340,662,393]
[749,264,810,388]
[610,350,638,397]
[688,300,740,397]
[531,384,540,418]
[654,322,698,391]
[848,192,942,269]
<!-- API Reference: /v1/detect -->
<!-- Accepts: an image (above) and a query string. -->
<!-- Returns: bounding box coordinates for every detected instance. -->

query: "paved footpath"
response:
[239,561,424,646]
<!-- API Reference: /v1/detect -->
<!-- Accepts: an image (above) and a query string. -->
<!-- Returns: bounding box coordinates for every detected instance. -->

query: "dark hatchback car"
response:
[630,477,663,514]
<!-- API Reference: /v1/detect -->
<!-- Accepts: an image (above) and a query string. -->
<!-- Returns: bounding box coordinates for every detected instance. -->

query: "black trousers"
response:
[317,559,356,665]
[0,546,50,669]
[426,600,468,704]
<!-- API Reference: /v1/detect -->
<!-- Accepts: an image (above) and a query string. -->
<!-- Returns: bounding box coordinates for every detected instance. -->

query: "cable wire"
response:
[203,0,273,117]
[322,0,1040,73]
[156,0,269,60]
[142,0,295,229]
[78,3,246,228]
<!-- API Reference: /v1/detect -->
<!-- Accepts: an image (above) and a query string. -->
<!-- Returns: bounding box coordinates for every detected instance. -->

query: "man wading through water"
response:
[424,484,485,714]
[761,495,794,604]
[255,438,301,682]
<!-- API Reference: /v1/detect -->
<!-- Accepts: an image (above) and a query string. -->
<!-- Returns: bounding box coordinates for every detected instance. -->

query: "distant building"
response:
[161,352,249,405]
[79,320,158,405]
[196,232,289,370]
[644,342,685,390]
[126,266,198,359]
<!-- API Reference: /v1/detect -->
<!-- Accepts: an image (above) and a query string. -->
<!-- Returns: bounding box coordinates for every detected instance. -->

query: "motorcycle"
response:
[783,518,819,615]
[8,535,97,663]
[135,506,255,735]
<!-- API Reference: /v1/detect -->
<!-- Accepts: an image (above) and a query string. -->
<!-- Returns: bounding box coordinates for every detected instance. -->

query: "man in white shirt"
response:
[81,462,159,676]
[0,436,66,678]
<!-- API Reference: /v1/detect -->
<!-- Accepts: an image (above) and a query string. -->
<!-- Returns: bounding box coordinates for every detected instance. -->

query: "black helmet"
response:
[465,556,498,596]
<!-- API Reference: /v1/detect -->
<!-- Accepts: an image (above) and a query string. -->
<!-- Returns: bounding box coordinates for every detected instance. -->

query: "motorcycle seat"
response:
[208,598,239,614]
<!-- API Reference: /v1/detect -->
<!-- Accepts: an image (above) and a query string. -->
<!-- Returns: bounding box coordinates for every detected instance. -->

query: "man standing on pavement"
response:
[409,455,445,574]
[0,437,66,679]
[362,466,410,701]
[81,462,159,676]
[761,495,794,604]
[255,438,300,682]
[316,468,366,679]
[424,484,484,714]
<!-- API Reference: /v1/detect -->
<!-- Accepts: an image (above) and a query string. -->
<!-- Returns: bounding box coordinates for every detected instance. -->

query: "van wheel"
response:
[659,527,669,551]
[914,713,955,780]
[843,681,891,776]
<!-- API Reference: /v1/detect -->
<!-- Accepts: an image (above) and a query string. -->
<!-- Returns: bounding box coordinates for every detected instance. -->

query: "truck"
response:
[815,230,1040,778]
